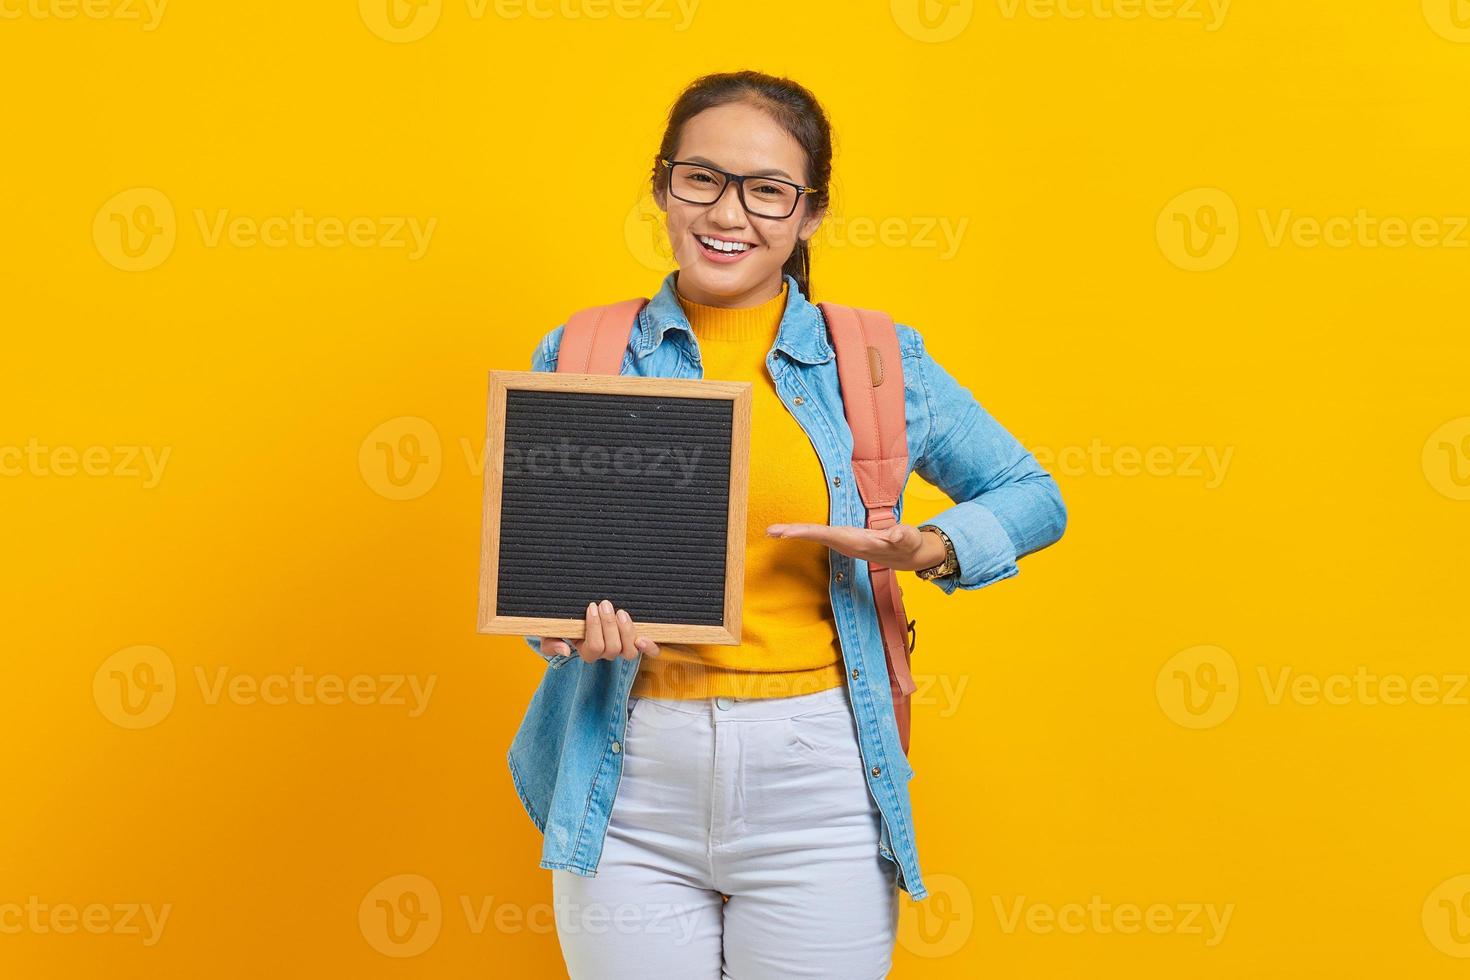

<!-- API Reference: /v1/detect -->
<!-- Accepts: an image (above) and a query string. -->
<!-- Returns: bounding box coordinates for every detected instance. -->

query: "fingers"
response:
[613,606,639,661]
[538,636,571,657]
[575,601,657,662]
[767,522,838,545]
[769,522,863,557]
[597,599,622,656]
[579,602,603,662]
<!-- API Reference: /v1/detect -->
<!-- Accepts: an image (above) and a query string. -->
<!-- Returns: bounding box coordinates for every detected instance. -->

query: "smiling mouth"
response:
[695,233,756,255]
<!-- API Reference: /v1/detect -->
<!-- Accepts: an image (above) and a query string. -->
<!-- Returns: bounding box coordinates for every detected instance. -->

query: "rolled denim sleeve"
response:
[520,326,576,667]
[911,332,1067,594]
[525,633,574,668]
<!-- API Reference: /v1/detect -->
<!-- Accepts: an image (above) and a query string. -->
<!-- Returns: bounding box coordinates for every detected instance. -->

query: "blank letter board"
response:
[477,370,751,645]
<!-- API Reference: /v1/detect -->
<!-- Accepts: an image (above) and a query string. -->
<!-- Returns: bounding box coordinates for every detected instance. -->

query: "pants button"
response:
[715,696,733,710]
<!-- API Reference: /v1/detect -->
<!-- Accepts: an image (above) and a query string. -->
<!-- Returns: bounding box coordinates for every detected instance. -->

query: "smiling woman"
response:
[513,69,1067,980]
[650,80,831,307]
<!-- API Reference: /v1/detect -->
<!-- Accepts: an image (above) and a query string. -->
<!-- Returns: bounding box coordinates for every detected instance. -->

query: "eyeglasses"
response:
[660,158,819,220]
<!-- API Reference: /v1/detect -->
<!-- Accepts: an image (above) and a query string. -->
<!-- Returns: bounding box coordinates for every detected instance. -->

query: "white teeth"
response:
[698,234,751,253]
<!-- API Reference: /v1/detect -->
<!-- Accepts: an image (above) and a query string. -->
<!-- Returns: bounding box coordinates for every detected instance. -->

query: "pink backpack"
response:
[556,297,920,755]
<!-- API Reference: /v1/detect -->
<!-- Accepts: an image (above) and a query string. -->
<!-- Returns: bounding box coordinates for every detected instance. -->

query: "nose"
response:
[709,179,749,229]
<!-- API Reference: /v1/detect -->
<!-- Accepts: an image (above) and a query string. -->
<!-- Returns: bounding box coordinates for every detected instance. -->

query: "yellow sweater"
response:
[630,280,846,701]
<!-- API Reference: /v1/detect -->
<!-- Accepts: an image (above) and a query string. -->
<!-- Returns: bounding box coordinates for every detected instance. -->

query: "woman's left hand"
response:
[766,522,944,572]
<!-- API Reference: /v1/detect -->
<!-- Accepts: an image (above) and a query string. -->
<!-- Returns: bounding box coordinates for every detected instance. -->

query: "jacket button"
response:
[792,395,804,406]
[833,476,842,487]
[611,741,622,754]
[870,765,881,777]
[835,571,845,583]
[851,668,860,680]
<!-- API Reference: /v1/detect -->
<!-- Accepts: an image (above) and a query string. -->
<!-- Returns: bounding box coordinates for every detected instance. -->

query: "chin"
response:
[679,258,767,290]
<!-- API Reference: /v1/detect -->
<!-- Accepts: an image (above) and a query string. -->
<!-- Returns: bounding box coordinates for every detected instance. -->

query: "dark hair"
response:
[651,70,833,299]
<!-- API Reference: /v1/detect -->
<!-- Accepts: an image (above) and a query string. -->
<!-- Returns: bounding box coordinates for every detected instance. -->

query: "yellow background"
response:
[3,1,1468,976]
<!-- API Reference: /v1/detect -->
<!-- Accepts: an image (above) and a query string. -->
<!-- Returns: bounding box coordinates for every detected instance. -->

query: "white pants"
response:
[552,683,899,979]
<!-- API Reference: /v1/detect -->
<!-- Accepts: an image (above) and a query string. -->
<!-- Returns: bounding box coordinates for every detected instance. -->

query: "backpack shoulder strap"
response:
[817,301,910,515]
[556,298,649,374]
[818,301,919,754]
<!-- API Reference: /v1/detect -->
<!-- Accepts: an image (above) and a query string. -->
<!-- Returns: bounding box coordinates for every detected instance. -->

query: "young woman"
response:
[512,70,1067,979]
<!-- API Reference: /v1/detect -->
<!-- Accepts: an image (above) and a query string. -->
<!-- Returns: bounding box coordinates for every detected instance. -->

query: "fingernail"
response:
[635,638,647,650]
[617,609,630,623]
[601,600,614,614]
[588,602,597,616]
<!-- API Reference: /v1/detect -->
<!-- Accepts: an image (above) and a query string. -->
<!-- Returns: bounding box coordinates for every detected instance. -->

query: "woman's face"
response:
[654,101,824,308]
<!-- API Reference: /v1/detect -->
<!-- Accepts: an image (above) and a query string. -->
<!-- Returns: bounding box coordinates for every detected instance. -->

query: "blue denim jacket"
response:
[508,271,1066,901]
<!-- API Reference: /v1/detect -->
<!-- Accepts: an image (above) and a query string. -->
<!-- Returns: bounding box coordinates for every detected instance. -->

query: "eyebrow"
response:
[684,155,796,181]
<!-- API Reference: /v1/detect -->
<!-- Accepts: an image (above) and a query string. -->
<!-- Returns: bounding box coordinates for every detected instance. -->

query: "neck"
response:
[677,279,788,343]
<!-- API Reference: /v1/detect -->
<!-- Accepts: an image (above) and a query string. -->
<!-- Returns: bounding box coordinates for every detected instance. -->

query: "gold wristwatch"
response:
[914,524,959,581]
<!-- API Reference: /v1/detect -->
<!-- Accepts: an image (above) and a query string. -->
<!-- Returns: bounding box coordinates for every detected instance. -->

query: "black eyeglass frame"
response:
[659,157,820,220]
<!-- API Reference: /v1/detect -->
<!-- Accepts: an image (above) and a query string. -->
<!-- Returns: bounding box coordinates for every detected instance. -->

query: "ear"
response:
[797,202,826,244]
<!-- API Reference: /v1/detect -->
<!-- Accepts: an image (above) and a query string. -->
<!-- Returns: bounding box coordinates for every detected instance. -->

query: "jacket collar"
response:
[635,271,834,366]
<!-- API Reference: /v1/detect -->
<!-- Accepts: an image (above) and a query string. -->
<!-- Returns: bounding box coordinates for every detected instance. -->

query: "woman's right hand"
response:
[537,599,661,663]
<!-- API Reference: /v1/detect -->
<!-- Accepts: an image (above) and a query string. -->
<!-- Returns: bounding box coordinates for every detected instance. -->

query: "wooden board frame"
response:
[477,369,751,644]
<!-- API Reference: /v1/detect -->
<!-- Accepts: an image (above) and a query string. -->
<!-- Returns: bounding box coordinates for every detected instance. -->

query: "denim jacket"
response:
[508,270,1066,901]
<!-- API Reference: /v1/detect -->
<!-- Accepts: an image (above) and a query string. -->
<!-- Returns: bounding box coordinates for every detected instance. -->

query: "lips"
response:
[693,232,757,263]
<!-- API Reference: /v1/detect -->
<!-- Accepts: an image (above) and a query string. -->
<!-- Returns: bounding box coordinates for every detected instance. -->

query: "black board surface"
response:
[495,386,734,626]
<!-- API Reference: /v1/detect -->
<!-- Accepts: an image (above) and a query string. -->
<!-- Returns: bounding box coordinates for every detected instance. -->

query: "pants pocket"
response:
[786,702,860,762]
